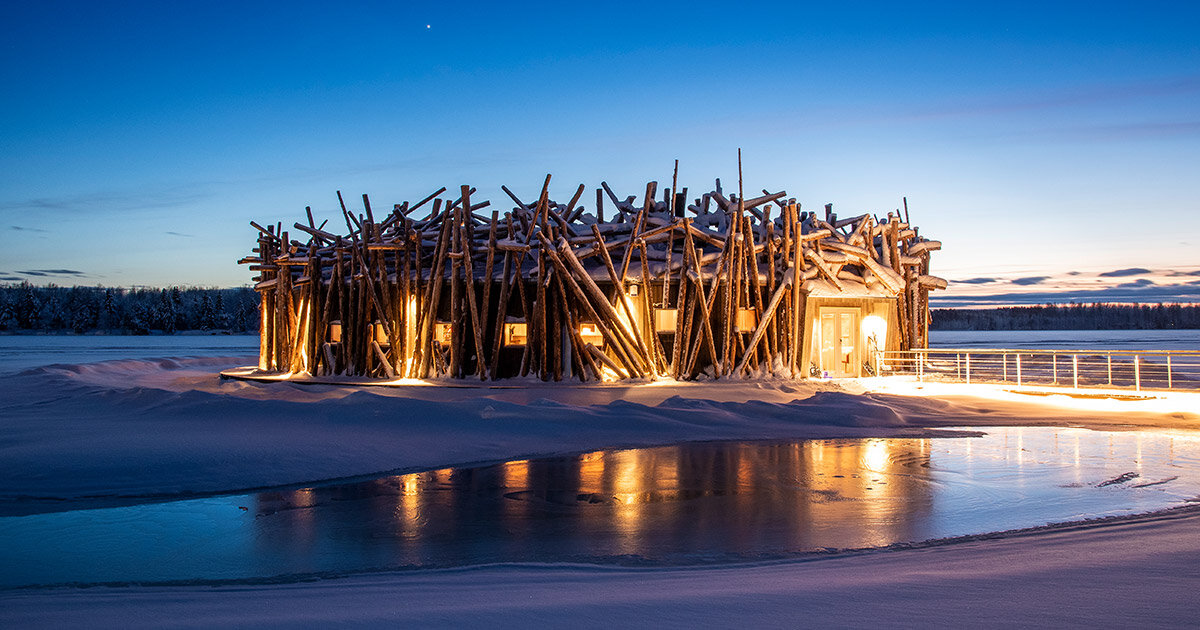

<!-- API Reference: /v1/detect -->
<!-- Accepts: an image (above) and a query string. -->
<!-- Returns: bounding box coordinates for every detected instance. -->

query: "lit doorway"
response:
[817,307,860,377]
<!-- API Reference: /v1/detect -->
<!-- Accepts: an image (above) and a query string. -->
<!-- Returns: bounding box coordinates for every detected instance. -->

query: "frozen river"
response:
[929,329,1200,351]
[0,330,1194,375]
[3,426,1199,588]
[0,334,258,375]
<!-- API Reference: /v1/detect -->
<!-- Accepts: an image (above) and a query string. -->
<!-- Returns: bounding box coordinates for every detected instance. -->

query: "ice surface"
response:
[3,428,1199,588]
[930,328,1200,351]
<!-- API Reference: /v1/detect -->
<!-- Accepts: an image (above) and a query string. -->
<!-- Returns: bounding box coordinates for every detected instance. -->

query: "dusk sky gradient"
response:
[2,1,1198,305]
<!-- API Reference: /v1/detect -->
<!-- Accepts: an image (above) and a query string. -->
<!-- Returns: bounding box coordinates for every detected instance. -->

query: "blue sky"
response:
[2,1,1198,305]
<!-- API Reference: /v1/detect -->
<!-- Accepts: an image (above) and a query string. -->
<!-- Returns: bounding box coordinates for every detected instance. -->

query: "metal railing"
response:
[875,348,1200,393]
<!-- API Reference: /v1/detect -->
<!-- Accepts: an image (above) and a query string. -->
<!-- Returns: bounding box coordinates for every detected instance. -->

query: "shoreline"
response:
[5,493,1200,627]
[7,502,1200,593]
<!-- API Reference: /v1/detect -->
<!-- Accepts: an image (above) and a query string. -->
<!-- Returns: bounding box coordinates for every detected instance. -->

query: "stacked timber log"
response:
[240,164,945,382]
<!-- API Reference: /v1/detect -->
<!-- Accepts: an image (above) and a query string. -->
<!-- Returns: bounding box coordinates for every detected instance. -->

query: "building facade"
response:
[241,178,944,382]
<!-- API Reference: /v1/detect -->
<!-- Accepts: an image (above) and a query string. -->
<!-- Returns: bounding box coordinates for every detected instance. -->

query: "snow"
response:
[0,357,940,504]
[2,340,1200,627]
[4,509,1199,628]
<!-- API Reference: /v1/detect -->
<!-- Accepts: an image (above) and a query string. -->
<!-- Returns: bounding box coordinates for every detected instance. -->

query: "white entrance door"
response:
[818,308,859,377]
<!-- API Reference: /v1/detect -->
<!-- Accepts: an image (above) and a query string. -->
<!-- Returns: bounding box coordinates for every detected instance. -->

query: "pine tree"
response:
[16,281,40,329]
[198,293,215,330]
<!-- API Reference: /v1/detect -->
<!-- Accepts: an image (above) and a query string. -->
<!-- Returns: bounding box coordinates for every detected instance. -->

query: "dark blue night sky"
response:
[2,1,1198,303]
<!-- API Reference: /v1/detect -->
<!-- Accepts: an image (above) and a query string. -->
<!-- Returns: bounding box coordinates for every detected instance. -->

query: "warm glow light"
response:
[863,439,889,472]
[392,473,421,536]
[404,296,417,377]
[861,377,1200,415]
[653,309,678,333]
[292,488,316,508]
[613,450,643,507]
[259,307,268,370]
[862,315,887,353]
[579,323,603,347]
[504,322,529,346]
[295,297,312,376]
[502,459,530,488]
[735,308,757,333]
[435,322,452,346]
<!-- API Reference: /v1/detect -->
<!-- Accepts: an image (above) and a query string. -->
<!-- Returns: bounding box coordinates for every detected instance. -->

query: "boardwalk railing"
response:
[875,348,1200,393]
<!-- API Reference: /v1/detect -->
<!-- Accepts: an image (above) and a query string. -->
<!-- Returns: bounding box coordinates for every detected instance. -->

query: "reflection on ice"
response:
[2,427,1199,588]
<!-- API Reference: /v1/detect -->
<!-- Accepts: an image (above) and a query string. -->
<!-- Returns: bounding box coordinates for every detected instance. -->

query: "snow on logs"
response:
[241,175,945,382]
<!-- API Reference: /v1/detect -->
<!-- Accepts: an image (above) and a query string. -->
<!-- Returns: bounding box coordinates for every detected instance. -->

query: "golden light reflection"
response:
[255,439,945,563]
[393,473,421,535]
[293,488,316,508]
[803,438,933,548]
[502,459,530,488]
[863,439,889,472]
[613,450,643,505]
[577,450,606,496]
[245,429,1200,570]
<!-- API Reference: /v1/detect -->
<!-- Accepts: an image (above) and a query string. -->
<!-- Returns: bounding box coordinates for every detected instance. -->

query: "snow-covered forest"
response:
[931,303,1200,330]
[3,284,1199,335]
[0,283,258,334]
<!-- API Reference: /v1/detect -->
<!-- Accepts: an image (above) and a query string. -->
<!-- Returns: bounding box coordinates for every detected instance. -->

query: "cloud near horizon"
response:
[1117,278,1155,288]
[0,186,213,216]
[1099,267,1152,278]
[15,269,87,277]
[932,280,1200,308]
[1011,276,1050,286]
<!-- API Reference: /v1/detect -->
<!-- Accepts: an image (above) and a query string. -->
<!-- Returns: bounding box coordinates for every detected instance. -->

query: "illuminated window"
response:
[735,308,757,333]
[435,322,452,346]
[654,309,677,333]
[328,321,343,343]
[504,322,528,346]
[579,323,604,347]
[861,314,887,352]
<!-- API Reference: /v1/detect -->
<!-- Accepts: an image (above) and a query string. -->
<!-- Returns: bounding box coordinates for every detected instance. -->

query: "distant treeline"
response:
[0,283,259,334]
[931,303,1200,331]
[6,284,1198,334]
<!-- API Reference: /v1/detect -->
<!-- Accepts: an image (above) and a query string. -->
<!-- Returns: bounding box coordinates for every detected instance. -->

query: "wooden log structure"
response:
[241,167,945,381]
